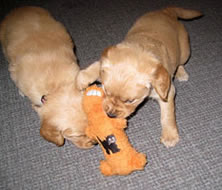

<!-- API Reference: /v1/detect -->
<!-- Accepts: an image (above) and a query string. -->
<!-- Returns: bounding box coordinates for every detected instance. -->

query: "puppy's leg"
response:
[158,84,179,148]
[76,61,100,91]
[175,65,189,81]
[63,128,96,149]
[176,27,190,82]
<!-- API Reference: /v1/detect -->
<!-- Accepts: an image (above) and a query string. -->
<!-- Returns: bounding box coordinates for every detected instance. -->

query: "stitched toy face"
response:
[83,85,105,114]
[86,89,102,97]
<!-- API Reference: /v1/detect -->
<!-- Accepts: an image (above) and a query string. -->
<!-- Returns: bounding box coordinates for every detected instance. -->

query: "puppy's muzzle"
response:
[103,99,127,118]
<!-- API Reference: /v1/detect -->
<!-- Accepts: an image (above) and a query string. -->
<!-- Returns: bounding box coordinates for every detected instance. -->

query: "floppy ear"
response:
[40,119,64,146]
[99,46,116,83]
[150,64,171,101]
[63,128,96,149]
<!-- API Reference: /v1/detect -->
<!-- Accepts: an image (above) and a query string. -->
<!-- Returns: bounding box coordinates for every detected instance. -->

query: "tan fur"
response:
[0,6,95,148]
[84,7,202,147]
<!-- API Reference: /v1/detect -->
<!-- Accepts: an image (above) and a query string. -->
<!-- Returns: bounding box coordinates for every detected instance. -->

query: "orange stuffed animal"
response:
[82,85,147,176]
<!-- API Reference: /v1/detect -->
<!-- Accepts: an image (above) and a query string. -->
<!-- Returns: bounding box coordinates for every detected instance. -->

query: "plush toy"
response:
[82,85,147,176]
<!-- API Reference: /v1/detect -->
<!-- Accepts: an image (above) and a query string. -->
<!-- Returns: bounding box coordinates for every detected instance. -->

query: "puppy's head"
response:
[100,44,170,118]
[34,84,94,148]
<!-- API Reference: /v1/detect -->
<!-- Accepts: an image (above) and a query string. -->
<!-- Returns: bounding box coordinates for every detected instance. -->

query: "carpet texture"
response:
[0,0,221,189]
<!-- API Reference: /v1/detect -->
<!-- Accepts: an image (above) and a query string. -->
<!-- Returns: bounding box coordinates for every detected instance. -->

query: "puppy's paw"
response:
[76,61,100,91]
[160,128,179,148]
[176,73,189,82]
[76,73,91,91]
[175,66,189,82]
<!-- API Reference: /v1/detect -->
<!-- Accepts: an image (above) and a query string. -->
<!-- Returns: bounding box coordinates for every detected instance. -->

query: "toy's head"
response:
[83,84,126,127]
[83,85,105,114]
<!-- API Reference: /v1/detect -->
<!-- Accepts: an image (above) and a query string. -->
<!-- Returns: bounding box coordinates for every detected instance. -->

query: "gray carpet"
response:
[0,0,221,189]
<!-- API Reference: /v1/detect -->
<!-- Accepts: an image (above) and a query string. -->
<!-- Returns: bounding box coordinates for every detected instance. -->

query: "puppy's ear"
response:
[150,64,171,101]
[40,119,64,146]
[76,61,101,90]
[100,46,117,74]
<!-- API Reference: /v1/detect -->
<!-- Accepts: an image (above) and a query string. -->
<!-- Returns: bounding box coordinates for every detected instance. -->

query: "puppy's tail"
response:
[164,6,203,20]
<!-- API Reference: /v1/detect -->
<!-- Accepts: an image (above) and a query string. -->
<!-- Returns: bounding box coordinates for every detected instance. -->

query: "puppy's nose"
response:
[107,112,117,118]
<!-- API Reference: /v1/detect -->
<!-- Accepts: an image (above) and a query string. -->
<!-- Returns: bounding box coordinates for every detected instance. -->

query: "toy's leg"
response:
[130,153,147,170]
[100,160,113,176]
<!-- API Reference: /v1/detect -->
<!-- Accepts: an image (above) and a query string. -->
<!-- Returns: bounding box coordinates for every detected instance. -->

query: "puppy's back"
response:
[0,6,74,63]
[125,7,202,75]
[0,6,78,105]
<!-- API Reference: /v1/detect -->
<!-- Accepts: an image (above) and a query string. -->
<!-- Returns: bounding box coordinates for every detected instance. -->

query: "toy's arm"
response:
[85,125,96,140]
[111,118,127,129]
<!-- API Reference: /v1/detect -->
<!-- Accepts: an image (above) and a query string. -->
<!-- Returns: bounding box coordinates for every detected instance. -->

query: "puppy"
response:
[83,7,202,148]
[0,6,97,148]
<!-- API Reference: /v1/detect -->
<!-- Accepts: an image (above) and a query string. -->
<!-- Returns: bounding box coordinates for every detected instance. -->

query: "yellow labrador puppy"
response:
[82,7,202,148]
[0,6,97,148]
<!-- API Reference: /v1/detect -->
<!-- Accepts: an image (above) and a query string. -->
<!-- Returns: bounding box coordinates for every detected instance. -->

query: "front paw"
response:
[76,61,100,91]
[160,127,179,148]
[76,73,90,91]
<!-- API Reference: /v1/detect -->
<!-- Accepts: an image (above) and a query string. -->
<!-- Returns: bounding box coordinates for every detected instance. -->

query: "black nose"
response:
[107,112,117,118]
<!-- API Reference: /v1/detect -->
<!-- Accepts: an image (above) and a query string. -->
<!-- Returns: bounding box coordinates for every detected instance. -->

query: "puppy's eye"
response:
[124,99,136,104]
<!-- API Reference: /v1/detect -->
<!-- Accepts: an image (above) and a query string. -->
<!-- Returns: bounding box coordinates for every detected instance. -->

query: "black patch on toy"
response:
[97,135,120,154]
